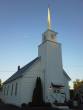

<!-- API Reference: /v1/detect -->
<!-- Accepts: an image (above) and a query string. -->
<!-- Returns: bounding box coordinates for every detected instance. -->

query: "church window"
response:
[11,84,13,96]
[7,85,9,95]
[3,87,5,96]
[15,83,18,96]
[4,86,7,96]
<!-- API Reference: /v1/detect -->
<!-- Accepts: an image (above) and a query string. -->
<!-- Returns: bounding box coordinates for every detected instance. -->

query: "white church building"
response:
[2,8,71,106]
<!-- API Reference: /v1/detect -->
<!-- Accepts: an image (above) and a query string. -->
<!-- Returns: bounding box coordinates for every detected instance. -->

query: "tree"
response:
[73,79,83,91]
[73,79,83,105]
[32,77,43,105]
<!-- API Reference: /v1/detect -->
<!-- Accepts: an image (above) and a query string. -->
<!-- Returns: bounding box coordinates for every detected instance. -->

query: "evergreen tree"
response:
[32,77,43,105]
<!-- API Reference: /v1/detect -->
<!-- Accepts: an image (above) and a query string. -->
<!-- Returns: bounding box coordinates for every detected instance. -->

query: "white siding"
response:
[2,78,22,106]
[63,73,70,101]
[20,60,43,105]
[2,60,42,106]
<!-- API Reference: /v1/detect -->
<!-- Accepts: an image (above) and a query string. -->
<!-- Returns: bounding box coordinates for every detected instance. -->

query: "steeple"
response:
[41,6,57,43]
[48,7,51,30]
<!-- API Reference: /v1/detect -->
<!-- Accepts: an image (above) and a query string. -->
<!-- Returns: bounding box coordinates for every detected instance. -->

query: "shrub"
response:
[21,103,27,110]
[28,102,33,107]
[42,102,51,107]
[0,98,4,104]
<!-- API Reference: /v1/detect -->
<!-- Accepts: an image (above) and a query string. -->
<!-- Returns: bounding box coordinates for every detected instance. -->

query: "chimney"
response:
[18,65,20,71]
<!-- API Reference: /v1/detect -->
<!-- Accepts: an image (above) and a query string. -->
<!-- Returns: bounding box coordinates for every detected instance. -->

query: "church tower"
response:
[38,7,65,102]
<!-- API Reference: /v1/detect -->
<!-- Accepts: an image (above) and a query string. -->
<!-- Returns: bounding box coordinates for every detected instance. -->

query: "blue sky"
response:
[0,0,83,88]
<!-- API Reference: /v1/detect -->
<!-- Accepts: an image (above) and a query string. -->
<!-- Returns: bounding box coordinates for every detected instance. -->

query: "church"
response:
[2,8,71,106]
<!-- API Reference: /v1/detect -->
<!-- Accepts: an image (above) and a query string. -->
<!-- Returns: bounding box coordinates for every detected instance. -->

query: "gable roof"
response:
[4,57,40,84]
[63,70,71,81]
